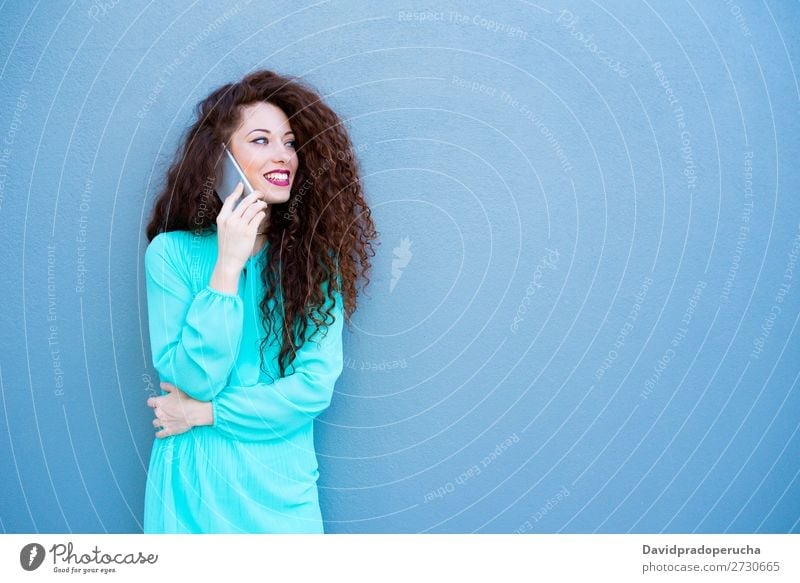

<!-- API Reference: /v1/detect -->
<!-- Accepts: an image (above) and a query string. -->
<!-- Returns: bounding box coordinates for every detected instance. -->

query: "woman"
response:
[142,70,377,533]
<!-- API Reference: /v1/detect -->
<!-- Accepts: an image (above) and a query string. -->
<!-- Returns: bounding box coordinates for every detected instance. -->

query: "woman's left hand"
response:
[146,382,212,439]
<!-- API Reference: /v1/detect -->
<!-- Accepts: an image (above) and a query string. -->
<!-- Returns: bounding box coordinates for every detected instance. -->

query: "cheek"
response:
[234,154,254,174]
[249,152,268,171]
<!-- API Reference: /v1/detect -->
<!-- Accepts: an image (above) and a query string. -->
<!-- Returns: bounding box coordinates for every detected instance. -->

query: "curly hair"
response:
[145,69,378,378]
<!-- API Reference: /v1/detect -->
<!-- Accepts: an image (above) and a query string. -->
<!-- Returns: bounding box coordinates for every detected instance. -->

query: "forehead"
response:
[235,101,293,132]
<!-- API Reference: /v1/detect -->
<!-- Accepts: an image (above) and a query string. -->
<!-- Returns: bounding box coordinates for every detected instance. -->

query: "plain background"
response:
[0,0,798,533]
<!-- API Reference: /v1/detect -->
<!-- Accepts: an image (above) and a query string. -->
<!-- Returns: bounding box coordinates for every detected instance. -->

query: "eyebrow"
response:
[246,129,295,136]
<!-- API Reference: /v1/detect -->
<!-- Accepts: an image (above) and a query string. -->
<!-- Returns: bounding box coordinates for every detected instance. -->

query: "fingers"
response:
[153,410,170,438]
[154,419,192,439]
[239,199,268,225]
[248,209,267,228]
[229,180,245,200]
[218,181,245,216]
[232,191,267,220]
[149,388,188,438]
[146,382,172,407]
[153,415,166,438]
[216,188,266,230]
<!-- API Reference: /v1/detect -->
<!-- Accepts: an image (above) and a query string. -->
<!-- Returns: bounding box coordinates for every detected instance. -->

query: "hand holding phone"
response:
[209,143,270,281]
[212,183,269,280]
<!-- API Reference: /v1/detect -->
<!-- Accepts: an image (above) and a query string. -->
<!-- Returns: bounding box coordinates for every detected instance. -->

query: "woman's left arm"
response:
[209,287,344,442]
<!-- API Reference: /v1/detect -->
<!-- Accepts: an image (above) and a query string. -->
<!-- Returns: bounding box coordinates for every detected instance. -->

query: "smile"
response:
[264,170,290,187]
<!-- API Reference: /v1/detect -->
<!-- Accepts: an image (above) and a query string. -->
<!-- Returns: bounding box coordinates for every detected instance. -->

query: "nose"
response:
[273,142,293,164]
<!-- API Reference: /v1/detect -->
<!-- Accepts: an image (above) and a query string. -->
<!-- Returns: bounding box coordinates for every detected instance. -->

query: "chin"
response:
[266,190,292,204]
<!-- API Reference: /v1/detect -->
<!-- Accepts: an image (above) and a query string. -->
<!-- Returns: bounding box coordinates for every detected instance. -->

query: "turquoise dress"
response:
[142,227,343,533]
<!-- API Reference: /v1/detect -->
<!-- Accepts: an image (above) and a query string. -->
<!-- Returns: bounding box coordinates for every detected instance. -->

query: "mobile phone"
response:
[214,144,255,206]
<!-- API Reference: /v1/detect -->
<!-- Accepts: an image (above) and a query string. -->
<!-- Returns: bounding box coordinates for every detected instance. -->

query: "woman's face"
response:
[228,101,299,204]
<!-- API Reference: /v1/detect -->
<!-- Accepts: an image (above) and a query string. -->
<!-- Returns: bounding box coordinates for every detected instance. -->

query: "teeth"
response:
[265,172,289,181]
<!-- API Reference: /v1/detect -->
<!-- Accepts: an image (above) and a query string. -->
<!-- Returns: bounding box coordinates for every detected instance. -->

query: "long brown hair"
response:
[146,69,377,378]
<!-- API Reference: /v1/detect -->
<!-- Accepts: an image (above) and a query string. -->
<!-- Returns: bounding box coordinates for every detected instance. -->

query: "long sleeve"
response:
[210,283,344,442]
[144,232,245,402]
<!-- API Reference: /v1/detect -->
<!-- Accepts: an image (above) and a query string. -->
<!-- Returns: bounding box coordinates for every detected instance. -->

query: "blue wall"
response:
[1,0,798,533]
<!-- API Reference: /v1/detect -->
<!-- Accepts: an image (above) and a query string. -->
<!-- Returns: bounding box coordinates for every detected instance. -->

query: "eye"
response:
[251,137,296,149]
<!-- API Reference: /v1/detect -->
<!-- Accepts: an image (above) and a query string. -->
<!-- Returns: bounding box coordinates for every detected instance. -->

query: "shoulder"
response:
[146,230,185,263]
[147,228,216,254]
[145,229,216,269]
[147,230,182,252]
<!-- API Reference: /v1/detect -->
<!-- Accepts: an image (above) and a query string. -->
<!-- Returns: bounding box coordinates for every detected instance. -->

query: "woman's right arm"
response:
[144,234,245,402]
[144,184,268,402]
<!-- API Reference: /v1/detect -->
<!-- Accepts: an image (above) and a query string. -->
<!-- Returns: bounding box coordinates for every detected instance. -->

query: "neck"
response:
[251,234,267,256]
